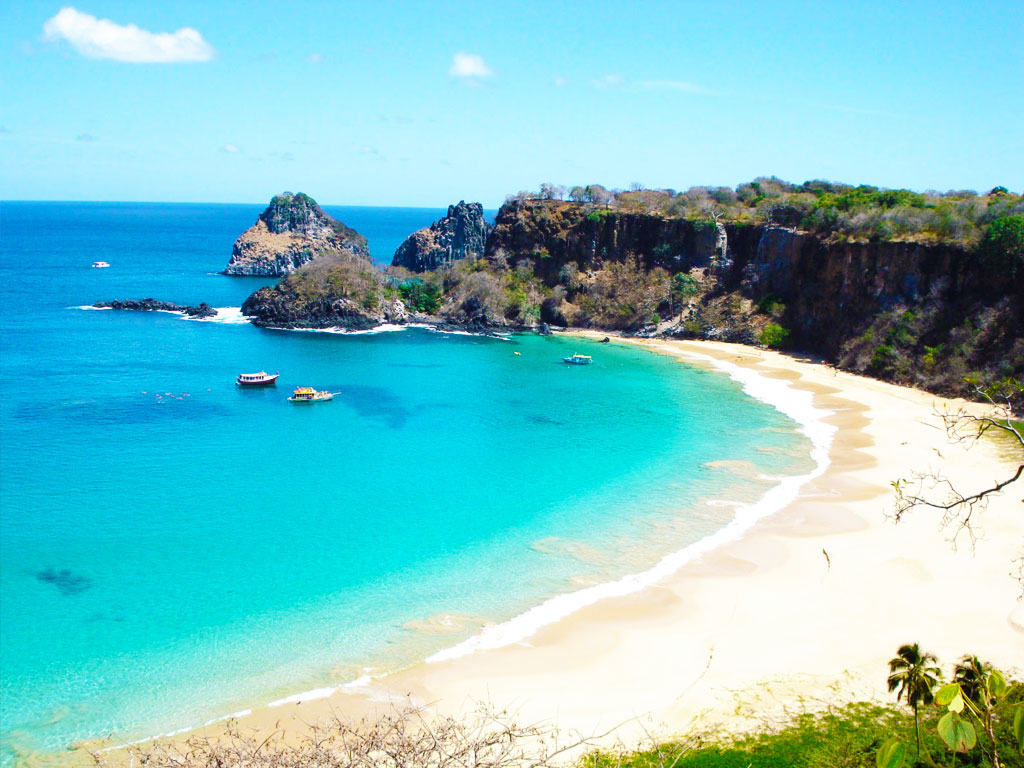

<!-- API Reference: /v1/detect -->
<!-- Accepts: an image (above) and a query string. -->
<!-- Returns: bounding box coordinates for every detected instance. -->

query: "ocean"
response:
[0,202,817,765]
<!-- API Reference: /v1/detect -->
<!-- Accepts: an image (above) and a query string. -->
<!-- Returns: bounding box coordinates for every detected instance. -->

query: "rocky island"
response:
[223,192,369,276]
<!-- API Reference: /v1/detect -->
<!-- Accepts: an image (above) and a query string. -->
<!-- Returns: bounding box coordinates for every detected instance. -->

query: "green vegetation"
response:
[980,216,1024,277]
[397,279,442,313]
[583,648,1022,768]
[759,322,790,348]
[518,178,1023,248]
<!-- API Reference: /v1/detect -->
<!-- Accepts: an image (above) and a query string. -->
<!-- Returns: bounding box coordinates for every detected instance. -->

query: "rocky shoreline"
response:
[93,299,217,318]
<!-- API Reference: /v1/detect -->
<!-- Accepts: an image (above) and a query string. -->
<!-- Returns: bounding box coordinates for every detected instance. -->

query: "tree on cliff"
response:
[539,183,567,201]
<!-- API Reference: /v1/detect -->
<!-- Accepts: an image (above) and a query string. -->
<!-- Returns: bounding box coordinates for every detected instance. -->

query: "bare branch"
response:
[93,702,616,768]
[891,377,1023,587]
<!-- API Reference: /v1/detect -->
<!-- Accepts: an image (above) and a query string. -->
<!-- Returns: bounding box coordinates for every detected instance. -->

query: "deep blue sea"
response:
[0,202,813,765]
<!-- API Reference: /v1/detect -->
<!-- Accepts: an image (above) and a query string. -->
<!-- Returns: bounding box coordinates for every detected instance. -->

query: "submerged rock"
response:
[36,568,91,595]
[224,192,369,276]
[392,201,489,271]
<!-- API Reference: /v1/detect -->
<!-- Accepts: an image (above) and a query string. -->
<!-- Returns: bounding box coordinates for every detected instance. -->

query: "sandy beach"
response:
[97,337,1023,759]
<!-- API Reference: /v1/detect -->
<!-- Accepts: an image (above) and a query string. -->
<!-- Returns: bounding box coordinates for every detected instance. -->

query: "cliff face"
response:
[484,200,1023,396]
[392,201,489,271]
[225,192,369,276]
[734,229,1023,388]
[485,199,729,281]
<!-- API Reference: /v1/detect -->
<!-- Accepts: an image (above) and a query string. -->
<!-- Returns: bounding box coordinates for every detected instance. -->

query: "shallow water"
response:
[0,202,813,763]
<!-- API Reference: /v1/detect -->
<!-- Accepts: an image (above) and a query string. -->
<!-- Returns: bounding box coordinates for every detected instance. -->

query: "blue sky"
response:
[2,1,1022,206]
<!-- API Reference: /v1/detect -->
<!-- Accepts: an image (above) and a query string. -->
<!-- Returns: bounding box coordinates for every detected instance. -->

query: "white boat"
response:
[236,371,279,387]
[563,354,592,365]
[91,261,110,268]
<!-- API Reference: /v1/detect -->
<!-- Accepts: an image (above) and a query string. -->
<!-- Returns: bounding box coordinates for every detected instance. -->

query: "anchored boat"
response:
[288,386,334,403]
[562,354,592,365]
[236,371,279,386]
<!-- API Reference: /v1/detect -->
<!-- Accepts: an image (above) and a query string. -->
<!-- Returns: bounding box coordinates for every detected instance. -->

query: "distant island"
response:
[231,181,1023,404]
[223,192,369,276]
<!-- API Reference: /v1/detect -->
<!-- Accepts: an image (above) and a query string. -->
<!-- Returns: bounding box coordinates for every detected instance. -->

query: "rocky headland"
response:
[94,298,217,318]
[392,201,489,271]
[224,192,369,277]
[217,181,1024,402]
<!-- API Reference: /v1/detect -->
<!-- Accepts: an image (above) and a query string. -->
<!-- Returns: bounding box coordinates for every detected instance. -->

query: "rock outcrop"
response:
[224,192,369,276]
[94,299,217,318]
[241,251,406,330]
[392,201,489,271]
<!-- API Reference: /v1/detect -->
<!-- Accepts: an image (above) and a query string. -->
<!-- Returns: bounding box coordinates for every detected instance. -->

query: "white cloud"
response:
[42,7,214,63]
[449,52,493,79]
[639,79,708,94]
[220,144,239,153]
[307,53,324,64]
[593,74,624,89]
[553,76,567,87]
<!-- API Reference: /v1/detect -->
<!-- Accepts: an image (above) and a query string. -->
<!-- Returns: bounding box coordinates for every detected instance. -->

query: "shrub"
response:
[979,215,1024,277]
[759,322,790,348]
[672,273,699,300]
[870,344,898,371]
[398,280,441,313]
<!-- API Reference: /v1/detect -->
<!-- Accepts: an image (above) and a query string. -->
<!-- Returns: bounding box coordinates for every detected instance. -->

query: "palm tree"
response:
[888,643,941,757]
[953,655,1002,768]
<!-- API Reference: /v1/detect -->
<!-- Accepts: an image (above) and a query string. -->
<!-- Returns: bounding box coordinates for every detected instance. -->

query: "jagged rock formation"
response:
[94,298,217,318]
[241,250,406,330]
[392,201,489,271]
[224,192,369,276]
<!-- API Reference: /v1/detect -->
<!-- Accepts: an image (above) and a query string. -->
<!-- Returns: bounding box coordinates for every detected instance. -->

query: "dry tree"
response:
[891,378,1023,591]
[93,703,615,768]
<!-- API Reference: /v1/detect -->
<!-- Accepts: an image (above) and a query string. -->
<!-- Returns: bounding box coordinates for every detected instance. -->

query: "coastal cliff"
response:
[235,181,1022,402]
[224,192,369,276]
[482,199,1022,396]
[392,201,489,271]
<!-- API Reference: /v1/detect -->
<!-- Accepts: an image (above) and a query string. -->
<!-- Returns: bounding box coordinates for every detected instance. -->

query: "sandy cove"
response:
[96,337,1023,760]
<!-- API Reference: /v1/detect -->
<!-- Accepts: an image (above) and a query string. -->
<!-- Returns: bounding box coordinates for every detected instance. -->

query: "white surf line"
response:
[426,348,836,664]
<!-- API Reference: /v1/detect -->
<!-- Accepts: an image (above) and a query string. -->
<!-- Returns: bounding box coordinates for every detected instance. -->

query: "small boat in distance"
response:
[563,354,593,365]
[288,386,334,403]
[91,261,110,268]
[236,371,279,386]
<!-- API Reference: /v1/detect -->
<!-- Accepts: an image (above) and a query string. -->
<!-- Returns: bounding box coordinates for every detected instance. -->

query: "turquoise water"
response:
[0,202,813,764]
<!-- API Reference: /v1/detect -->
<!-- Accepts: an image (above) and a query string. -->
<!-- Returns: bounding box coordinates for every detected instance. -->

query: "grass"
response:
[581,700,1023,768]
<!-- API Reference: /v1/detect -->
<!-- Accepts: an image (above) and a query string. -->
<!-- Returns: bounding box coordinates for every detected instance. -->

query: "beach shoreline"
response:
[86,336,1023,762]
